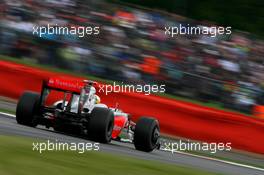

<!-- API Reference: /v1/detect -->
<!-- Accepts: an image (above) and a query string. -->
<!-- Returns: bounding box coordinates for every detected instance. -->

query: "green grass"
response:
[0,108,15,115]
[0,108,261,169]
[0,135,221,175]
[0,55,114,84]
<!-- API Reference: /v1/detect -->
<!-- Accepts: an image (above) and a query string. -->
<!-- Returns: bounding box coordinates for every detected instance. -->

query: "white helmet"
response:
[90,86,96,94]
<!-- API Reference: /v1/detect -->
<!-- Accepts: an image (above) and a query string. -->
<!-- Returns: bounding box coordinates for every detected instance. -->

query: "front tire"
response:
[87,107,114,143]
[134,117,160,152]
[16,91,40,127]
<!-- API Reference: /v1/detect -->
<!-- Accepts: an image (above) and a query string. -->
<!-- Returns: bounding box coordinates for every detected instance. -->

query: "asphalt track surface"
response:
[0,113,264,175]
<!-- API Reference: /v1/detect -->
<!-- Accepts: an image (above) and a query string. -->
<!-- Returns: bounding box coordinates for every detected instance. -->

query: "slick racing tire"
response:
[134,117,160,152]
[87,107,114,143]
[16,91,40,127]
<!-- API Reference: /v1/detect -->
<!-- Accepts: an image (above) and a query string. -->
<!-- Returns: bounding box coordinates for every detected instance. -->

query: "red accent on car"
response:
[112,115,128,139]
[47,77,85,93]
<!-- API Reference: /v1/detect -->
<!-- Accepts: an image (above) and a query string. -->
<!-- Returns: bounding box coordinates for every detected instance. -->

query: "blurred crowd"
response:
[0,0,264,113]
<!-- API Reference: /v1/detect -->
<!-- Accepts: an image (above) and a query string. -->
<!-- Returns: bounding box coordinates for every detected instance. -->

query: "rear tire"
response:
[134,117,160,152]
[16,91,40,127]
[87,107,114,143]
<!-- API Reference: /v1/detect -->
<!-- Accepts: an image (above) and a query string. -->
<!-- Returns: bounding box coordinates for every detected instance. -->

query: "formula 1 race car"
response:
[16,78,160,152]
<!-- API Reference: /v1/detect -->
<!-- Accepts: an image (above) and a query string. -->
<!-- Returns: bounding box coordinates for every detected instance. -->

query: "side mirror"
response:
[115,102,119,111]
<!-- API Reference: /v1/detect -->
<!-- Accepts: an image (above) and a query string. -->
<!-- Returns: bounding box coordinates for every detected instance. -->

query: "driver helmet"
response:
[95,95,101,104]
[90,86,96,95]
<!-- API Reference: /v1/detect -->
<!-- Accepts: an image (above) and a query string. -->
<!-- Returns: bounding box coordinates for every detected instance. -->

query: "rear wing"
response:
[44,77,85,93]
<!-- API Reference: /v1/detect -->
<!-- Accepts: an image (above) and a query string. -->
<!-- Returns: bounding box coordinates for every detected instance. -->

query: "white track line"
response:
[161,148,264,172]
[0,112,15,118]
[0,111,263,172]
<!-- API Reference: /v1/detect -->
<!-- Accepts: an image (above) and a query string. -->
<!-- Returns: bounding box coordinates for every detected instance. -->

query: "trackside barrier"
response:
[0,60,264,154]
[254,105,264,119]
